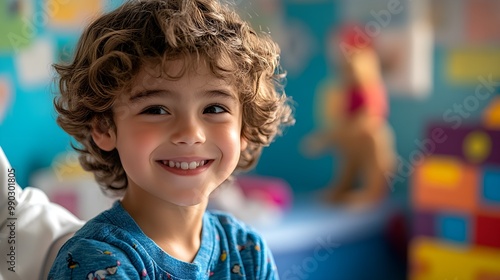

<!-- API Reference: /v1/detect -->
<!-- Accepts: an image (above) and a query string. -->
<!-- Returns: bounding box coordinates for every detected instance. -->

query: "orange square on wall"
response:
[413,156,479,212]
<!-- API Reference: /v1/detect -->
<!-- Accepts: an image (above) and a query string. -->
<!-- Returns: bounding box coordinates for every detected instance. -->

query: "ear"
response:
[91,125,116,152]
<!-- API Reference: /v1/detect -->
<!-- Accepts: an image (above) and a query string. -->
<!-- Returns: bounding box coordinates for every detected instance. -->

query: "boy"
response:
[48,0,294,279]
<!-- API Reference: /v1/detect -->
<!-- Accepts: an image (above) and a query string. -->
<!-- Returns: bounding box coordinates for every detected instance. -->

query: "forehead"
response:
[129,57,236,95]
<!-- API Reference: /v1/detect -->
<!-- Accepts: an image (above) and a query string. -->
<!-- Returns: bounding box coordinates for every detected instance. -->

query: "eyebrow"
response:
[129,88,238,103]
[129,89,167,103]
[204,89,238,102]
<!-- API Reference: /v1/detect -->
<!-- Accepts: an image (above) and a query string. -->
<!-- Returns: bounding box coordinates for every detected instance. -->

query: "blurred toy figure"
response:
[302,25,397,209]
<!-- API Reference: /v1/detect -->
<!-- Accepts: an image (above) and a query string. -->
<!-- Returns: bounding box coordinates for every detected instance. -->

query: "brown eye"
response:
[204,104,228,114]
[141,106,169,115]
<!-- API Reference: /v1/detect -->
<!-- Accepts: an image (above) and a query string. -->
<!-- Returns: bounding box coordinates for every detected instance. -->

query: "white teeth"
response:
[163,160,207,170]
[181,162,189,170]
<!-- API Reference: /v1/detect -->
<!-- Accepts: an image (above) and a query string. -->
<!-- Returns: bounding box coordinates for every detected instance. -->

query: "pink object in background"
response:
[51,190,80,217]
[236,176,293,210]
[0,78,11,123]
[466,0,500,44]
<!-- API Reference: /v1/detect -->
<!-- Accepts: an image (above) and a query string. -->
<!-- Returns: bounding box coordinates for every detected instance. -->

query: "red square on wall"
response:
[474,213,500,249]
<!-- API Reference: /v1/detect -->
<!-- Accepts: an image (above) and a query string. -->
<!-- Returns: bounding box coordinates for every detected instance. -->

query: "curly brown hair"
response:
[54,0,294,195]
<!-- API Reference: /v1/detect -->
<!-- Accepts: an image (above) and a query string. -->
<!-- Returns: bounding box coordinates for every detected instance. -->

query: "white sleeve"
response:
[0,147,84,280]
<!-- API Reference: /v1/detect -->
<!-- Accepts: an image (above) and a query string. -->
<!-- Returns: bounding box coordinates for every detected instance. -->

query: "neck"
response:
[121,189,208,263]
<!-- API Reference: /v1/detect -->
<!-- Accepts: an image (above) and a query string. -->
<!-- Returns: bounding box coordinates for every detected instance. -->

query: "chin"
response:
[168,192,210,207]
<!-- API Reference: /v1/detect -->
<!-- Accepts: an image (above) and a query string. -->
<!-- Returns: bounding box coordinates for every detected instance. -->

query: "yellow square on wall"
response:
[420,157,463,188]
[447,49,500,83]
[47,0,102,29]
[410,237,500,280]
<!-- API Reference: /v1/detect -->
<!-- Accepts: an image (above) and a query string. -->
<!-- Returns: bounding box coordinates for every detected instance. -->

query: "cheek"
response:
[135,129,160,146]
[215,124,243,157]
[116,124,162,158]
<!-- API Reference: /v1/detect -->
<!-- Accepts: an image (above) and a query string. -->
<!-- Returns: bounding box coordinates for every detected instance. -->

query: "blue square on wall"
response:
[482,167,500,205]
[437,214,469,244]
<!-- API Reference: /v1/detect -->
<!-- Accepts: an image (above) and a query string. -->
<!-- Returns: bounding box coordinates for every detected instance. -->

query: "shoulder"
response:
[207,211,279,279]
[207,211,264,243]
[48,237,142,280]
[48,210,147,280]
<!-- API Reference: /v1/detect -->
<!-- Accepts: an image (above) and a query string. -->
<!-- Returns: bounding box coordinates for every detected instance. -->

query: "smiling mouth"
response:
[158,160,211,170]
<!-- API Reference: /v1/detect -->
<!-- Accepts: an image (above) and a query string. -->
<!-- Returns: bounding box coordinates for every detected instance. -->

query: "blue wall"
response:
[254,0,339,195]
[250,0,498,204]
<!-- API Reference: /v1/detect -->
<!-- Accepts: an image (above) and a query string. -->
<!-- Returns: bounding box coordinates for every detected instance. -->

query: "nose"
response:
[170,115,206,145]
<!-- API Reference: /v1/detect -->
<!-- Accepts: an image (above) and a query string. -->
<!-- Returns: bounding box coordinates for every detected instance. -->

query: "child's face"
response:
[93,58,247,207]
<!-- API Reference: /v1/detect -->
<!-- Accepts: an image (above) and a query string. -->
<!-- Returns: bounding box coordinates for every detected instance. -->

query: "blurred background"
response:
[1,0,500,279]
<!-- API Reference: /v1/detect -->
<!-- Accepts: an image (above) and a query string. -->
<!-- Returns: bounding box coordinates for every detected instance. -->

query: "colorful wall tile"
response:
[426,124,500,166]
[410,237,500,280]
[437,213,471,244]
[413,156,479,212]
